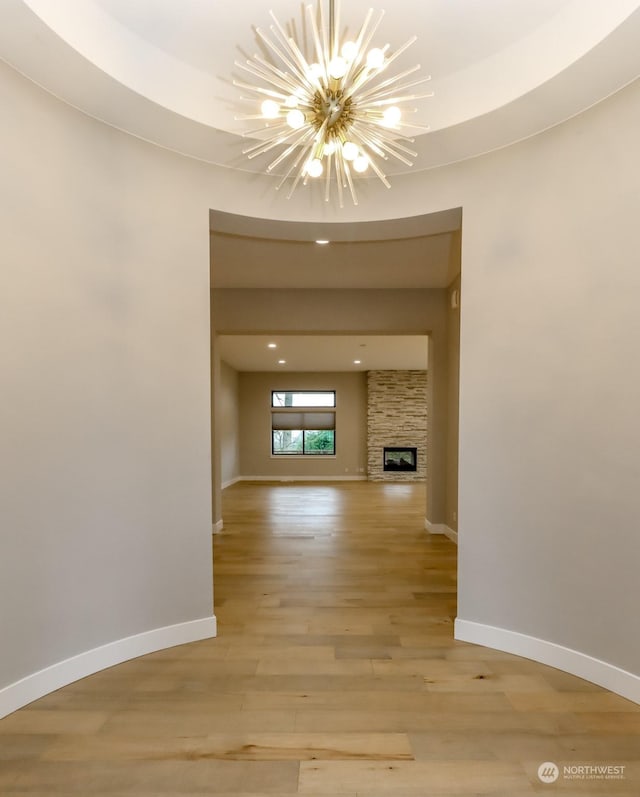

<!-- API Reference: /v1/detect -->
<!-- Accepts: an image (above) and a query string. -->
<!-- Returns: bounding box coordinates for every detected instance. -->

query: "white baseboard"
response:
[425,518,458,543]
[239,475,367,482]
[212,519,224,534]
[455,618,640,705]
[443,526,458,543]
[221,477,241,490]
[0,615,217,720]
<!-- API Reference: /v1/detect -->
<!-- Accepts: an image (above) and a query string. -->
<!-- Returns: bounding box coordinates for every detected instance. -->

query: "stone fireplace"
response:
[367,370,427,482]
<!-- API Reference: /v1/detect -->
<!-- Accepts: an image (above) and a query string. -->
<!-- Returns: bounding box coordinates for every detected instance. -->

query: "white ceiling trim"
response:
[1,0,639,177]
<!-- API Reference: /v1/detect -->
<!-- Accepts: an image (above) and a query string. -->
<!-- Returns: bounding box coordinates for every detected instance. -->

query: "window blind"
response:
[271,411,335,431]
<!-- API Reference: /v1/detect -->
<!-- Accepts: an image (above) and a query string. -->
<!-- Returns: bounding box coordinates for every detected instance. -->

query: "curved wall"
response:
[0,62,216,717]
[1,57,639,709]
[453,82,640,700]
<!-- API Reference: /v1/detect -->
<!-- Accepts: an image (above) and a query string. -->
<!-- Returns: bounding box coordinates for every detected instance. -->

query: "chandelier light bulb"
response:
[366,47,385,70]
[306,158,324,178]
[286,109,305,129]
[341,40,358,61]
[353,154,369,173]
[342,141,359,161]
[328,56,348,79]
[382,105,402,126]
[235,0,432,205]
[261,99,280,118]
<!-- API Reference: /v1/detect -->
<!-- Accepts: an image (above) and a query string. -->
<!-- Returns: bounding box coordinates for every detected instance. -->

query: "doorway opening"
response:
[208,208,461,602]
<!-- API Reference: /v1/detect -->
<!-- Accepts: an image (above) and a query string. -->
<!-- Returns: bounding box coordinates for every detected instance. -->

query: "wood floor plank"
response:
[98,709,299,737]
[298,760,531,794]
[0,710,109,735]
[2,759,300,793]
[41,732,412,762]
[506,691,640,713]
[242,690,512,713]
[292,708,586,734]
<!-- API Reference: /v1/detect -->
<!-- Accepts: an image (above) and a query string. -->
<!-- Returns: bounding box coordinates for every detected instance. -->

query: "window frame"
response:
[271,390,336,408]
[270,390,336,457]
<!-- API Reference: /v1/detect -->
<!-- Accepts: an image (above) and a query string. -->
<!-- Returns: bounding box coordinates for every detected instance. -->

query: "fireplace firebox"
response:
[383,446,417,472]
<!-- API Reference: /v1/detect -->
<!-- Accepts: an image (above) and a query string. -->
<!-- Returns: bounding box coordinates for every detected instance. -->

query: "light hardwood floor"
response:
[1,481,638,795]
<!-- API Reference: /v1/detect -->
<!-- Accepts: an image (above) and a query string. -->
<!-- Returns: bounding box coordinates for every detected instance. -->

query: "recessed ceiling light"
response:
[354,360,361,365]
[315,239,330,245]
[278,359,286,365]
[267,343,277,348]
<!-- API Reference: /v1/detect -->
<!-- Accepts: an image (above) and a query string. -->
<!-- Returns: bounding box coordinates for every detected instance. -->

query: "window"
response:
[271,391,336,455]
[272,391,335,407]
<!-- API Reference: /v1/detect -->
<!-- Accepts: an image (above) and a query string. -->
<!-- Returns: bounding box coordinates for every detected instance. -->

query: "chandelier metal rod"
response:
[341,8,375,88]
[342,10,386,95]
[368,115,432,133]
[343,157,358,206]
[354,118,419,150]
[334,152,345,208]
[363,154,391,188]
[277,129,318,191]
[354,116,416,144]
[367,92,435,107]
[307,4,327,75]
[286,138,318,198]
[380,36,418,71]
[329,0,338,61]
[355,66,426,102]
[256,25,311,93]
[284,35,320,91]
[318,0,330,74]
[240,121,290,139]
[243,124,307,159]
[251,55,306,94]
[268,127,317,171]
[352,125,414,166]
[276,141,312,191]
[234,62,295,97]
[243,132,290,157]
[324,150,333,202]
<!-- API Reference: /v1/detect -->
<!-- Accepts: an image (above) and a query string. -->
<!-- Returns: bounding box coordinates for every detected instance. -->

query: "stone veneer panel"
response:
[367,370,427,482]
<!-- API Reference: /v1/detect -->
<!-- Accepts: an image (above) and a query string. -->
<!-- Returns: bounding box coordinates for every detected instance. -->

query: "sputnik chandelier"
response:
[234,0,432,206]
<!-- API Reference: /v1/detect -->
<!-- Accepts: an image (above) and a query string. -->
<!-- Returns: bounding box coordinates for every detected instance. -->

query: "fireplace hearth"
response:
[383,446,417,472]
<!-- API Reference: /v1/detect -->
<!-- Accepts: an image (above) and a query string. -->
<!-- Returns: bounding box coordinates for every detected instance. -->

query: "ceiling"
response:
[2,1,639,177]
[211,213,451,374]
[218,335,429,372]
[211,232,455,290]
[210,207,461,289]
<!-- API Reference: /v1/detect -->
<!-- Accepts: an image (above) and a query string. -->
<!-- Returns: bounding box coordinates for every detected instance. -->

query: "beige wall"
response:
[453,81,640,677]
[0,61,213,698]
[238,372,367,479]
[220,360,240,486]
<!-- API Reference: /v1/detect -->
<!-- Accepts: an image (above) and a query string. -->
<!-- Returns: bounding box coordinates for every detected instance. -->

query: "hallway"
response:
[0,481,638,794]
